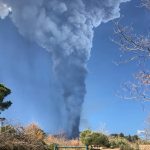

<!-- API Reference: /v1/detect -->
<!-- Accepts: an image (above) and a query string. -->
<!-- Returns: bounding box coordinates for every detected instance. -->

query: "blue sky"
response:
[1,0,150,135]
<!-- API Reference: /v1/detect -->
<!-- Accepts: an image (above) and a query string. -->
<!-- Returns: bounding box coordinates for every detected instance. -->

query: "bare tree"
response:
[113,0,150,101]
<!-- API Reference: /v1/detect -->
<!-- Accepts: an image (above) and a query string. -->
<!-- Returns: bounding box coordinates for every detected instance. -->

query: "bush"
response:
[80,130,92,145]
[0,125,16,134]
[120,144,133,150]
[120,142,139,150]
[25,123,46,140]
[80,130,109,147]
[109,137,130,148]
[0,124,48,150]
[109,137,139,150]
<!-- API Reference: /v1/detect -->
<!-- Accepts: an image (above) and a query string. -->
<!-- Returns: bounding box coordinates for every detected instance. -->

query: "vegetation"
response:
[0,84,12,113]
[110,133,139,143]
[45,135,81,146]
[109,136,139,150]
[0,124,48,150]
[80,130,109,147]
[80,130,140,150]
[0,124,147,150]
[109,136,129,148]
[25,123,46,140]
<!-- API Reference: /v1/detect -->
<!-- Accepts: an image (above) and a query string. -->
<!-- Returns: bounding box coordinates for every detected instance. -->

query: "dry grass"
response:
[103,148,130,150]
[139,144,150,150]
[102,145,150,150]
[45,135,82,146]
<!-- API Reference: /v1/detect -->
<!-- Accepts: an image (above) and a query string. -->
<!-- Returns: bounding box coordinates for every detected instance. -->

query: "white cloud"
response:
[137,130,145,135]
[0,2,11,19]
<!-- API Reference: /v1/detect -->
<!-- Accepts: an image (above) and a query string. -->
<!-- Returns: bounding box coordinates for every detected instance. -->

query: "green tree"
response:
[126,135,132,142]
[89,132,109,147]
[80,130,109,147]
[80,129,92,145]
[0,84,12,114]
[132,135,139,142]
[120,133,125,138]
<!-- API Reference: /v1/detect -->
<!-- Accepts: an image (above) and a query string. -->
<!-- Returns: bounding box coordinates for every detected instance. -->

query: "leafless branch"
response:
[113,7,150,101]
[113,22,150,64]
[141,0,150,9]
[116,71,150,102]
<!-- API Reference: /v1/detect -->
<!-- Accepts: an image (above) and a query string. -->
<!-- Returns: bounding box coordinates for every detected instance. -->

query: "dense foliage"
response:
[110,133,139,143]
[0,84,12,113]
[80,130,140,150]
[80,130,109,147]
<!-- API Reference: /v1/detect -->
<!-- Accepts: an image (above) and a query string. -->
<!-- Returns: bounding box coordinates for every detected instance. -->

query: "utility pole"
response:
[0,117,5,133]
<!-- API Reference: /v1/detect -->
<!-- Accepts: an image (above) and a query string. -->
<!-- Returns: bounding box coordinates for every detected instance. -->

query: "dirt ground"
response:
[103,148,120,150]
[139,145,150,150]
[101,145,150,150]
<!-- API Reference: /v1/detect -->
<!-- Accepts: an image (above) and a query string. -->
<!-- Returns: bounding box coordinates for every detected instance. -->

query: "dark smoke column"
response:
[1,0,130,138]
[52,51,87,138]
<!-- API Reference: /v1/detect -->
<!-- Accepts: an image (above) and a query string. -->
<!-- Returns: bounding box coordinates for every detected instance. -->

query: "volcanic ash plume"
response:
[0,0,130,138]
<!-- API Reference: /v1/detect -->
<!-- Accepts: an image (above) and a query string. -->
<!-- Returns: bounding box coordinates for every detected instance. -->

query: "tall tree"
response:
[0,84,12,114]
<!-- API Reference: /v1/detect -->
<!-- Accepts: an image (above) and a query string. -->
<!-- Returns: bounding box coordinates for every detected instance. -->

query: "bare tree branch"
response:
[141,0,150,9]
[113,22,150,63]
[113,0,150,101]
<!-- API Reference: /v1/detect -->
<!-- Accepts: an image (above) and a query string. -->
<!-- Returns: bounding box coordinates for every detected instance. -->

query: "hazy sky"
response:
[1,0,150,135]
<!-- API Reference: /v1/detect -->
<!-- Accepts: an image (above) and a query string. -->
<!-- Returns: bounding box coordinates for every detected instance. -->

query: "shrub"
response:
[80,130,109,147]
[120,144,133,150]
[120,142,139,150]
[110,133,140,143]
[25,123,46,140]
[80,130,92,145]
[0,125,16,134]
[109,137,130,148]
[109,137,139,150]
[0,125,48,150]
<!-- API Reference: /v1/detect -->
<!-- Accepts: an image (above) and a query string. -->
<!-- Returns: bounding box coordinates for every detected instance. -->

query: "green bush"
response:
[80,130,92,145]
[0,125,16,134]
[109,140,118,148]
[80,130,109,147]
[109,137,139,150]
[109,137,130,148]
[120,144,135,150]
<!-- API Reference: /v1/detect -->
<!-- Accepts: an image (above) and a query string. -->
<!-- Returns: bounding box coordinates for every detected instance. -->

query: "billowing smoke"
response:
[0,0,130,138]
